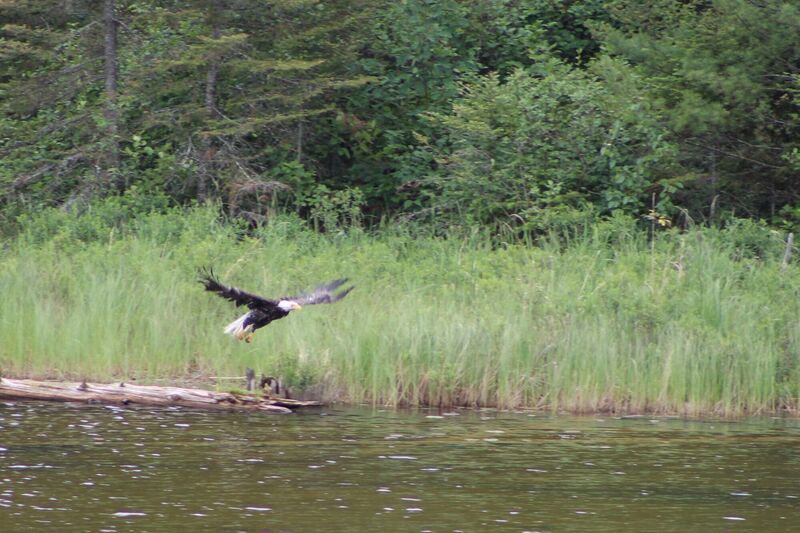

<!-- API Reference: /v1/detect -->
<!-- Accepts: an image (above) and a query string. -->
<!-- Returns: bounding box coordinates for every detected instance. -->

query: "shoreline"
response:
[2,373,796,419]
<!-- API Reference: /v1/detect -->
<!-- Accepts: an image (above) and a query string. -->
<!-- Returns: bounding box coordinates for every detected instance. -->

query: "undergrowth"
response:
[1,204,798,416]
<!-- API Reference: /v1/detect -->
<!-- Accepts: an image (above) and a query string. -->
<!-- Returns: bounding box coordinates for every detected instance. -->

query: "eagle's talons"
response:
[245,333,254,343]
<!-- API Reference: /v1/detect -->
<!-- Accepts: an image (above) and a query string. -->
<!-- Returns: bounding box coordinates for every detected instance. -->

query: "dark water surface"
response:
[0,402,798,532]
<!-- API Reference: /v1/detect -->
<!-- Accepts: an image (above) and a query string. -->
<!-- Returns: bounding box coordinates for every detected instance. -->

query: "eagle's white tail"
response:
[224,312,252,339]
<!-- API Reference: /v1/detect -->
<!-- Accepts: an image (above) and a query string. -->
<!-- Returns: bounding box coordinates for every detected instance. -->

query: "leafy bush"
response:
[299,185,365,233]
[423,57,679,233]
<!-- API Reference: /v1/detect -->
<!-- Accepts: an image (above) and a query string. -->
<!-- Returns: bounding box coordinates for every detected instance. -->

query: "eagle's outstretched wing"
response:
[284,278,354,306]
[199,268,278,309]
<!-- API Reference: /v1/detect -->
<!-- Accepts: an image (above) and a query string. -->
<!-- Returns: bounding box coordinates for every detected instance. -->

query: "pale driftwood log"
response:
[0,378,321,413]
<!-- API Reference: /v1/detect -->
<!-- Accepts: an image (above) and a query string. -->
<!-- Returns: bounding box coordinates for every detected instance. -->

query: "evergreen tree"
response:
[599,0,800,222]
[1,0,109,215]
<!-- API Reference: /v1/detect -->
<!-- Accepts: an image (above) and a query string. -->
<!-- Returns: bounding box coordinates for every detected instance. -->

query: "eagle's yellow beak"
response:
[292,302,303,311]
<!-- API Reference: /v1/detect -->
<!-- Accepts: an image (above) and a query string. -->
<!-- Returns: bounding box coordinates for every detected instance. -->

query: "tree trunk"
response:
[708,144,718,222]
[205,27,220,114]
[103,0,121,190]
[782,232,794,272]
[199,23,222,201]
[296,119,304,162]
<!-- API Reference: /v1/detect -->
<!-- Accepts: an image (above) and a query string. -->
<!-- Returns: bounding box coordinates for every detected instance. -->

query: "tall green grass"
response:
[1,205,799,415]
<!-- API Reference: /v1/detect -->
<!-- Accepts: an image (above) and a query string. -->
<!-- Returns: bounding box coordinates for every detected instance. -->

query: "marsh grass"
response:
[1,206,799,415]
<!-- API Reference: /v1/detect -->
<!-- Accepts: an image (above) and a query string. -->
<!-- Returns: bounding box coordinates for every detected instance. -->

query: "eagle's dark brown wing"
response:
[199,268,278,310]
[283,278,354,306]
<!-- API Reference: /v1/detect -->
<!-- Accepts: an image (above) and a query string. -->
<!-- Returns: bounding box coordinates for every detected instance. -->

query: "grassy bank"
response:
[1,204,799,415]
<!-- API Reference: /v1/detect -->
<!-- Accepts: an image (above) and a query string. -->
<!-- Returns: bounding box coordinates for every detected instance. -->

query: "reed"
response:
[1,205,798,415]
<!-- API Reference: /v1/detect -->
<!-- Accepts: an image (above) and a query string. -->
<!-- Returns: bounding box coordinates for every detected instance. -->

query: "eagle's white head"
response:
[277,300,302,312]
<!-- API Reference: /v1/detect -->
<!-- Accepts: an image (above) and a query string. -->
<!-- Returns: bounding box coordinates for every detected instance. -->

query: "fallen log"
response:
[0,377,321,414]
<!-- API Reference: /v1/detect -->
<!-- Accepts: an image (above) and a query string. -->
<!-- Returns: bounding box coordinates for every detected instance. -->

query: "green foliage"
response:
[424,58,678,232]
[299,185,365,233]
[3,1,800,246]
[13,186,175,246]
[524,0,610,64]
[1,0,385,218]
[599,0,800,220]
[346,0,566,209]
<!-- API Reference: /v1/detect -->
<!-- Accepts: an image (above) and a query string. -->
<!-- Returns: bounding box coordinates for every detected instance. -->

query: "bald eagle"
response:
[199,269,354,342]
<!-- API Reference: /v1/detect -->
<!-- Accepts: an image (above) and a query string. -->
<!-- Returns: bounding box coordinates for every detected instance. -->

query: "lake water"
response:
[0,402,798,532]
